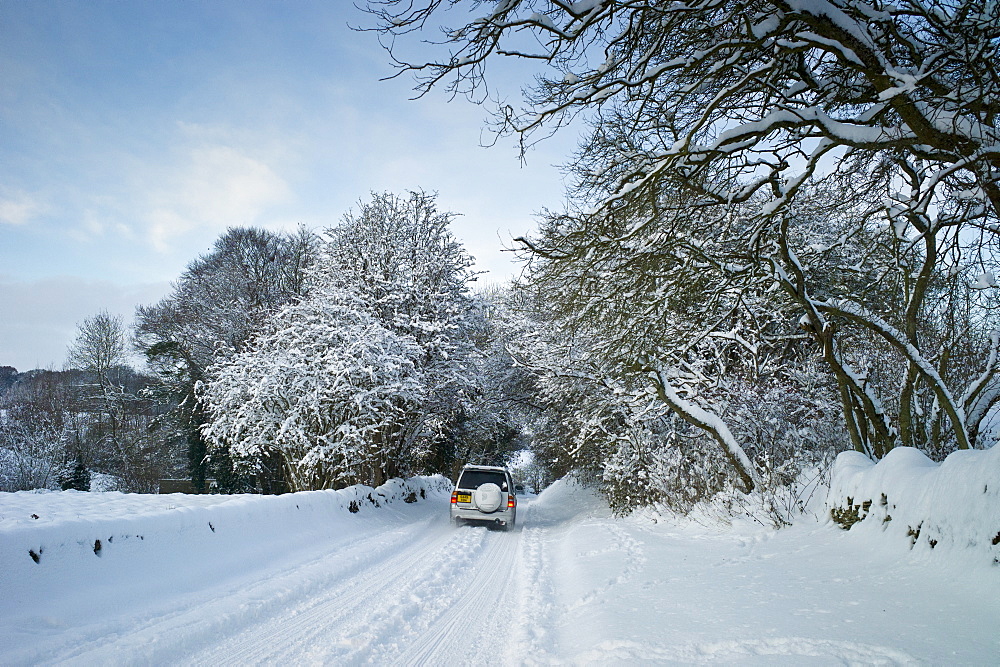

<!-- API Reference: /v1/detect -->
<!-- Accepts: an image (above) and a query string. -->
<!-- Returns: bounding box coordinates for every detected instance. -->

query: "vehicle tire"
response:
[473,482,503,513]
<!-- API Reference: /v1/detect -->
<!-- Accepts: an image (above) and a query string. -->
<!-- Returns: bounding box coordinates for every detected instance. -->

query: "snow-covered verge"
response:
[827,444,1000,566]
[0,476,450,620]
[521,477,1000,664]
[664,463,833,530]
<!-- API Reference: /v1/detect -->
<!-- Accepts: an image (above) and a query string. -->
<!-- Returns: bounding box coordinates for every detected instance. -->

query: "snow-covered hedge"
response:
[827,446,1000,565]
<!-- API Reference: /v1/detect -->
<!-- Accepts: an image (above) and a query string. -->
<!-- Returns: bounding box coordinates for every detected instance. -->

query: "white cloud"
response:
[0,191,44,226]
[146,143,292,252]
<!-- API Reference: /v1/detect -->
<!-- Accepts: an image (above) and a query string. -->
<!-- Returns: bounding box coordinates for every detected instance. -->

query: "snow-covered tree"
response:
[135,226,318,490]
[505,273,842,508]
[322,191,477,366]
[320,191,481,477]
[1,370,81,492]
[200,291,426,491]
[201,192,483,490]
[367,0,1000,469]
[58,311,182,492]
[445,286,544,477]
[0,401,71,492]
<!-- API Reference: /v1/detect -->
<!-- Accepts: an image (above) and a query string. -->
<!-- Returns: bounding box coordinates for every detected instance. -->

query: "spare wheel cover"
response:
[473,483,502,513]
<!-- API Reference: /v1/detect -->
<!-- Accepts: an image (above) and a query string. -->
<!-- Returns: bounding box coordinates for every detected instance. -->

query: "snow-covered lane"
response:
[3,477,998,665]
[191,514,526,665]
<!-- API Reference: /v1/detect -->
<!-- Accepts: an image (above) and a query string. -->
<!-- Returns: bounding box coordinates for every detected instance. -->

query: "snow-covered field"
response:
[2,457,999,665]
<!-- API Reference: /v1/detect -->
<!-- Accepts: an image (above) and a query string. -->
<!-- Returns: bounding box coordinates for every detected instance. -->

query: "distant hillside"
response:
[0,366,18,394]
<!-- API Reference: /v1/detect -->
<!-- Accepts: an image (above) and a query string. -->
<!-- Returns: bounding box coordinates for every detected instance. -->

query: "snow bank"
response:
[827,445,1000,565]
[0,475,451,603]
[527,476,608,527]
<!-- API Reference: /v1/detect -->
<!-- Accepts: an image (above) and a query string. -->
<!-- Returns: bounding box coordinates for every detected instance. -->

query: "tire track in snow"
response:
[188,515,490,665]
[572,637,919,664]
[390,498,550,665]
[504,516,559,664]
[387,524,521,665]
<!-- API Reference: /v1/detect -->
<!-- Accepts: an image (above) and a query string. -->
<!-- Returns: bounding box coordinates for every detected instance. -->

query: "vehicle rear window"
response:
[458,470,508,491]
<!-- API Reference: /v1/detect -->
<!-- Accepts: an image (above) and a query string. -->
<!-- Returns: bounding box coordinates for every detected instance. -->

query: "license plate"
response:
[457,494,471,503]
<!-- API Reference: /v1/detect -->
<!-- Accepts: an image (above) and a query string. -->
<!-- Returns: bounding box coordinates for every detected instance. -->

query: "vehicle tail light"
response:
[507,494,516,509]
[451,491,457,504]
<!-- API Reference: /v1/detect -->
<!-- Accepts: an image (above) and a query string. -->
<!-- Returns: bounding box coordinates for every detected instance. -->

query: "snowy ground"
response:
[1,474,998,665]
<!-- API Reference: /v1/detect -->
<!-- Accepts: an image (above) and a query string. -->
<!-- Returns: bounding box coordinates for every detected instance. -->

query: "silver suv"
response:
[450,465,517,530]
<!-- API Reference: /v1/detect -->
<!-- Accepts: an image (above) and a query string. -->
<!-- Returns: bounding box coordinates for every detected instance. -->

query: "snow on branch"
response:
[648,366,761,492]
[815,297,970,450]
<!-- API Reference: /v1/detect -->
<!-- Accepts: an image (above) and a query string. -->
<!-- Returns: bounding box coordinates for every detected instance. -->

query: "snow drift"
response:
[828,444,1000,565]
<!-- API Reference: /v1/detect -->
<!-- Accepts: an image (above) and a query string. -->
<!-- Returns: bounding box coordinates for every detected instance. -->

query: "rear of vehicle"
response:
[450,466,517,530]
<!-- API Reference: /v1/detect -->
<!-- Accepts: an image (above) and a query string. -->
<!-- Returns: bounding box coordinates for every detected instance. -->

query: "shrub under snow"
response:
[827,445,1000,566]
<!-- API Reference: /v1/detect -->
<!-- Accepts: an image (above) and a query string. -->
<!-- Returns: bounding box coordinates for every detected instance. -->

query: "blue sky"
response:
[0,0,574,371]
